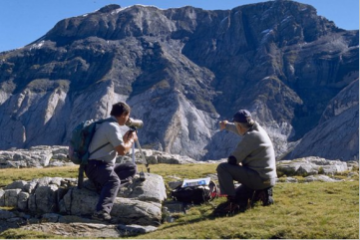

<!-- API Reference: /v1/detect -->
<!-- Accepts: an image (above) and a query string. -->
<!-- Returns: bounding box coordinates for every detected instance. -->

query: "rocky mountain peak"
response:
[97,4,121,13]
[0,1,358,161]
[36,0,341,48]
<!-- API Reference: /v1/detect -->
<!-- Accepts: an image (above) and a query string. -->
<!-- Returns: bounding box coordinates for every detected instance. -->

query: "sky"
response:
[0,0,358,52]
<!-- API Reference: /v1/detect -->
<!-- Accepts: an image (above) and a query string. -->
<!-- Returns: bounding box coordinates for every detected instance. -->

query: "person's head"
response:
[233,109,254,135]
[110,102,131,125]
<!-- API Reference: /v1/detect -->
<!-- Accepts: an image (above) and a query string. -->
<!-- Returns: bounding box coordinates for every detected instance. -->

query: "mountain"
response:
[287,79,359,160]
[0,1,358,160]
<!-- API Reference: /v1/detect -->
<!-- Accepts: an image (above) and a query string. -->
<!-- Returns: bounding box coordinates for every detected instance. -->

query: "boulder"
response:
[32,184,59,213]
[2,189,22,207]
[4,180,27,190]
[111,198,162,226]
[277,157,348,176]
[117,173,167,203]
[59,187,99,215]
[17,192,30,211]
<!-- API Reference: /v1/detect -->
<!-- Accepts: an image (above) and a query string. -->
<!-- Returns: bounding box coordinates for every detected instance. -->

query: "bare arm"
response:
[219,120,228,130]
[220,120,239,135]
[115,130,138,156]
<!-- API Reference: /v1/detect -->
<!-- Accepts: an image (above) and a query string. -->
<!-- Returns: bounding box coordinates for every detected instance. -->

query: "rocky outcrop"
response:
[1,145,357,177]
[0,145,199,169]
[277,156,352,176]
[0,145,70,168]
[0,209,157,238]
[19,223,157,238]
[0,1,358,161]
[0,174,166,226]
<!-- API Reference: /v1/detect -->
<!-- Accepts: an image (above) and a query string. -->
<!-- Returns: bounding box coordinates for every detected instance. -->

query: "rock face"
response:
[0,1,358,160]
[0,174,166,226]
[287,79,359,160]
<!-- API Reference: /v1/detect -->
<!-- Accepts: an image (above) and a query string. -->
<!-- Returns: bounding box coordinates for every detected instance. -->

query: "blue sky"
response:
[0,0,358,52]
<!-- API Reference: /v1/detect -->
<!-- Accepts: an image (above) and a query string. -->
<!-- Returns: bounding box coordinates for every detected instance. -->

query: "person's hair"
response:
[237,119,255,129]
[110,102,131,117]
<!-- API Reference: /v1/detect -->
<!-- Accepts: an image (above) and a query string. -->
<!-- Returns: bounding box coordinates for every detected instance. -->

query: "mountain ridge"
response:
[0,0,358,160]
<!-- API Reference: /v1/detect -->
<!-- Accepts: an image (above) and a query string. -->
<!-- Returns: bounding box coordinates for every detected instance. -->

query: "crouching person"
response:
[85,102,138,221]
[214,109,277,215]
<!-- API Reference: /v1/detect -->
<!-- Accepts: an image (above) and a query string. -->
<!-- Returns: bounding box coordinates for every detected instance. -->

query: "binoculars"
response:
[126,118,144,130]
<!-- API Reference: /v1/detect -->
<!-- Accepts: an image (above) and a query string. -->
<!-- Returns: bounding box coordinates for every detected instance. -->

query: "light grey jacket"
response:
[89,117,124,164]
[225,121,277,180]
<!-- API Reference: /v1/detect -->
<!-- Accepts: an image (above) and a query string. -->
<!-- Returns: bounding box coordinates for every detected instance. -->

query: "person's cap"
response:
[233,109,252,123]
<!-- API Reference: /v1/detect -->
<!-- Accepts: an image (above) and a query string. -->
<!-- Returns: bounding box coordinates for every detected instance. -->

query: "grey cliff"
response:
[0,1,358,160]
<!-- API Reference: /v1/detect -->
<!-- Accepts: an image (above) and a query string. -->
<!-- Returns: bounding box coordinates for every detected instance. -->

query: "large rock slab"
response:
[277,157,349,176]
[304,175,342,182]
[111,198,162,226]
[117,172,167,203]
[19,222,157,238]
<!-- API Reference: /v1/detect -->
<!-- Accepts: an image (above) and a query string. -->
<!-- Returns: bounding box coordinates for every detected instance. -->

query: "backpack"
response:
[68,118,115,188]
[171,178,218,204]
[68,118,115,165]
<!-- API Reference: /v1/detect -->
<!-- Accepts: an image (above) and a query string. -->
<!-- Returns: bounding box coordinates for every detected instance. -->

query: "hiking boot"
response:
[120,177,133,187]
[213,201,243,216]
[212,196,245,216]
[235,184,254,211]
[91,211,112,222]
[251,187,274,206]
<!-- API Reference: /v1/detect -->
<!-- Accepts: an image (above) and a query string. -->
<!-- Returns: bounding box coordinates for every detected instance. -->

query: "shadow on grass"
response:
[161,201,243,230]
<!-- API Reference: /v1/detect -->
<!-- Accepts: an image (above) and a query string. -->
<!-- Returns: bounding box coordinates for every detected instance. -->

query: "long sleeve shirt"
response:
[225,121,277,180]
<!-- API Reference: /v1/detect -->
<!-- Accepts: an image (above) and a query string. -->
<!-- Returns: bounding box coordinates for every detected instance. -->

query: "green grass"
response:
[0,164,359,239]
[0,166,78,188]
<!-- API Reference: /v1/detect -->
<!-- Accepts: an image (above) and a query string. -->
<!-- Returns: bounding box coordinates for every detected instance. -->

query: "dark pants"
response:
[84,160,137,214]
[216,162,275,197]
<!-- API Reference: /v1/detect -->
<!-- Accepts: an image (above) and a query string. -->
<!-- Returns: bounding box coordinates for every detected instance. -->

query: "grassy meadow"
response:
[0,163,359,239]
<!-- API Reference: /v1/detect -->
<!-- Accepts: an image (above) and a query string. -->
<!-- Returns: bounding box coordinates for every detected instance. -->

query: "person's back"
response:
[88,117,124,164]
[239,122,277,180]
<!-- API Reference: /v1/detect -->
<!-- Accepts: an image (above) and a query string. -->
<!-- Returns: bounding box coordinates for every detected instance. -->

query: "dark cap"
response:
[233,109,252,123]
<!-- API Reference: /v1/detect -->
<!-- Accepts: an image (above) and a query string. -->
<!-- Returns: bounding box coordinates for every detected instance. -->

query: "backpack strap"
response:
[88,117,117,158]
[89,142,110,156]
